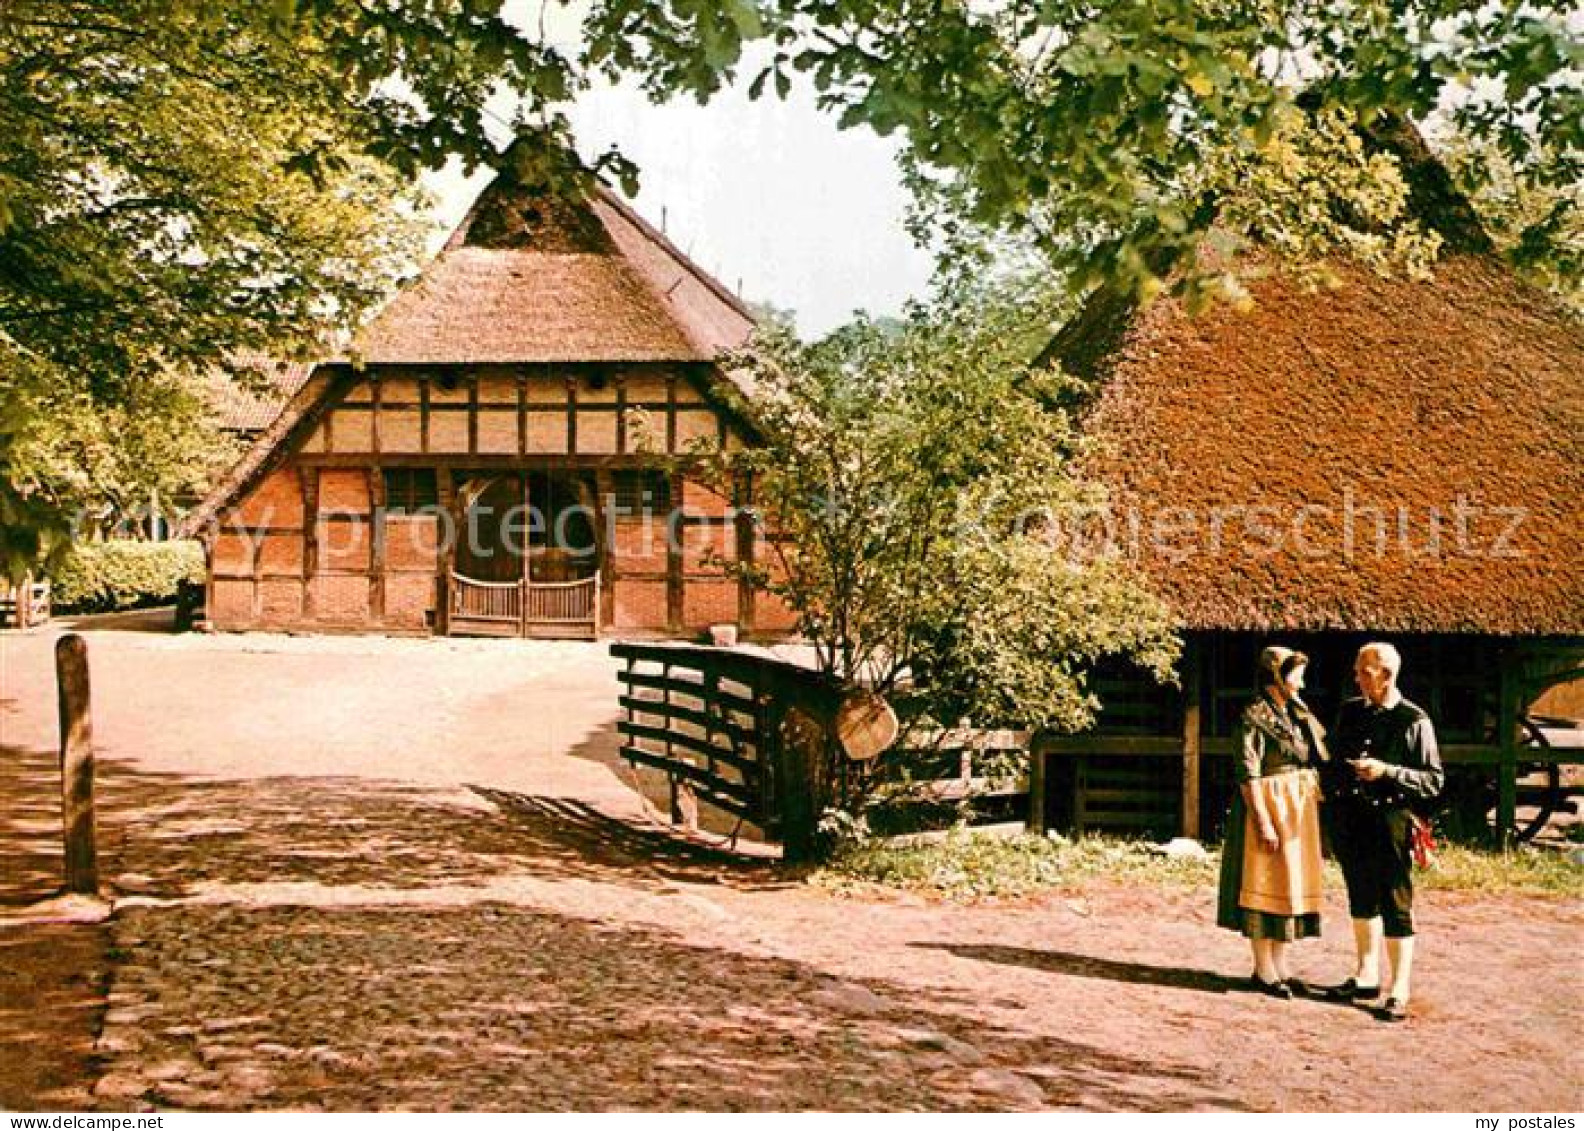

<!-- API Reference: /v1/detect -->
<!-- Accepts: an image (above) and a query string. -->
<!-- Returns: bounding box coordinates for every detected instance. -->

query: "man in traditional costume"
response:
[1324,642,1444,1022]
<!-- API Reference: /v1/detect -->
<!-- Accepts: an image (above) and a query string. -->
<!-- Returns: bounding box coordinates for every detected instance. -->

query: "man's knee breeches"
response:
[1334,806,1416,937]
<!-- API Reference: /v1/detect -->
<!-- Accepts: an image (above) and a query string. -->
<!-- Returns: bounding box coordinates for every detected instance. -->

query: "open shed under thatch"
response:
[1031,119,1583,844]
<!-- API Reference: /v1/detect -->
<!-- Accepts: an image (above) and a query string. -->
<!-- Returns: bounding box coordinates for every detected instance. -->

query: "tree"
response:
[693,282,1179,739]
[0,0,623,578]
[587,0,1578,297]
[1438,129,1583,316]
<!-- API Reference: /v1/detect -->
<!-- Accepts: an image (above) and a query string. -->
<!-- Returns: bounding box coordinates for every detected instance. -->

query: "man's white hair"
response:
[1358,641,1402,676]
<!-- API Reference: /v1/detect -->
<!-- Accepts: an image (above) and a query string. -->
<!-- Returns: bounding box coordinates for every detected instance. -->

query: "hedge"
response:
[51,541,205,614]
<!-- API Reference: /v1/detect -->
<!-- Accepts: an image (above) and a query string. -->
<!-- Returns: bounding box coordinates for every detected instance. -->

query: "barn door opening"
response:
[447,470,601,638]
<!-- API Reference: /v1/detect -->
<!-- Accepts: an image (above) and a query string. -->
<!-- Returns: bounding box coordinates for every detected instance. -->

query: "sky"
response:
[424,11,938,338]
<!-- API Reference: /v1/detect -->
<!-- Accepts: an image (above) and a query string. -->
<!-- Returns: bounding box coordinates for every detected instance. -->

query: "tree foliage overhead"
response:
[588,0,1579,298]
[0,0,603,576]
[3,0,1576,579]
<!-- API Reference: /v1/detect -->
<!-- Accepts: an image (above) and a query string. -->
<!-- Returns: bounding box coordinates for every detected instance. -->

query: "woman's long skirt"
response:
[1216,769,1323,941]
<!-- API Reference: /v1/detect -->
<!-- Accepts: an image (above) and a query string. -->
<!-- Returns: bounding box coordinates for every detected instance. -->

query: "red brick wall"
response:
[384,573,434,629]
[613,579,668,629]
[212,533,257,575]
[610,520,667,574]
[257,534,303,575]
[319,469,370,515]
[683,578,739,630]
[258,578,304,620]
[318,519,371,571]
[385,515,439,572]
[311,574,371,622]
[235,469,303,528]
[212,578,253,624]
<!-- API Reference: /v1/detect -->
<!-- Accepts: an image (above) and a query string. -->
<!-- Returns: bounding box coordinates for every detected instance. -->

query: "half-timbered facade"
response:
[185,170,796,640]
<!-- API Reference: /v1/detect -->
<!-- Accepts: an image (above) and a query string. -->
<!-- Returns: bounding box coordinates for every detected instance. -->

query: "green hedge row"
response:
[51,541,205,614]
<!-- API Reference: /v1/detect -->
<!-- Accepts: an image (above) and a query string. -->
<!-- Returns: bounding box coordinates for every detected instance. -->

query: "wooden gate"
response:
[447,572,599,639]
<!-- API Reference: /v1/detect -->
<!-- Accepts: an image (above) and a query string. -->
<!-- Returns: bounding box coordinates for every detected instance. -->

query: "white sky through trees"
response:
[423,2,936,338]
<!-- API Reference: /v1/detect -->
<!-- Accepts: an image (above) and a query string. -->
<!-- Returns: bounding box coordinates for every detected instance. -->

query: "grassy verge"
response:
[810,828,1583,902]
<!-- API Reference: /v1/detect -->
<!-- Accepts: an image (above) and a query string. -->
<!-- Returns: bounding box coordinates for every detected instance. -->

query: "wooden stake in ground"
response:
[56,633,98,895]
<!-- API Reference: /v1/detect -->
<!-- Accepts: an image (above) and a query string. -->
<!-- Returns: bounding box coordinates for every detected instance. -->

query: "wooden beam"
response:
[300,468,320,619]
[1181,635,1203,839]
[1498,648,1519,846]
[467,377,479,455]
[666,471,684,631]
[735,472,755,633]
[1026,733,1048,836]
[437,467,457,636]
[566,375,579,454]
[595,467,616,631]
[369,374,382,456]
[369,467,386,622]
[615,374,628,455]
[419,378,431,454]
[516,373,528,456]
[665,374,678,454]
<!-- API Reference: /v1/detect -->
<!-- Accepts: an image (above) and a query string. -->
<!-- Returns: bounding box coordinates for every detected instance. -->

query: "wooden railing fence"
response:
[611,642,848,862]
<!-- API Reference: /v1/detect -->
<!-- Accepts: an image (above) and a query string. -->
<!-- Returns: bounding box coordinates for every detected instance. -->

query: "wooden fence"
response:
[0,578,50,629]
[611,642,847,861]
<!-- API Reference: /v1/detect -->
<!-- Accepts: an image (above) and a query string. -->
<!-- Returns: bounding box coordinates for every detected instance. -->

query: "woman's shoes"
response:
[1251,975,1293,1000]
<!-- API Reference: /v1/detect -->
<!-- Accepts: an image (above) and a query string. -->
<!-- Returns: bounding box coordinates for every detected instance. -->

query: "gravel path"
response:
[2,620,1580,1111]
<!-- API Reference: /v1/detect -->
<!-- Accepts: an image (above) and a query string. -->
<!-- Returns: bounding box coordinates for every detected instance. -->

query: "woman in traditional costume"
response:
[1216,646,1328,997]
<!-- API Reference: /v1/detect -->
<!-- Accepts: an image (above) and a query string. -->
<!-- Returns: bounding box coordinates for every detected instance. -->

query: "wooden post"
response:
[1497,653,1518,848]
[1025,733,1048,836]
[1181,635,1203,839]
[55,634,99,895]
[776,703,819,864]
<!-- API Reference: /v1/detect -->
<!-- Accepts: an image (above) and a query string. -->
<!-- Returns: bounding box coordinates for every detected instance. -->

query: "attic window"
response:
[383,469,439,515]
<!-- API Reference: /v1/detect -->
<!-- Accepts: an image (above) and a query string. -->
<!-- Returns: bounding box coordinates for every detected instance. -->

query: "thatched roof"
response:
[350,178,754,365]
[1050,252,1584,635]
[209,354,314,434]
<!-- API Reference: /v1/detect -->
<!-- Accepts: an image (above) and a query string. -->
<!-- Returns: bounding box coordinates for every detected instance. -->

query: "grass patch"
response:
[811,829,1217,901]
[811,828,1584,902]
[1419,842,1584,897]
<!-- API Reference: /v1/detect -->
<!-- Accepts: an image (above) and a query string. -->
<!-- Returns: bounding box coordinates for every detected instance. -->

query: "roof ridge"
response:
[592,183,757,324]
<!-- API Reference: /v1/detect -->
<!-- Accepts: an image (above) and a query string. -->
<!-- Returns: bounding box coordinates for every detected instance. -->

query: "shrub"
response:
[50,540,205,614]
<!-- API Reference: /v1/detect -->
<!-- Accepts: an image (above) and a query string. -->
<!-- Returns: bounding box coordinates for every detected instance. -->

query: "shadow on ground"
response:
[1,744,1242,1111]
[91,902,1239,1112]
[912,943,1246,995]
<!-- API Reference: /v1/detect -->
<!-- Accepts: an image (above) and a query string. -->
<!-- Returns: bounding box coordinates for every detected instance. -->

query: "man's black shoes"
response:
[1376,996,1409,1022]
[1251,975,1293,1000]
[1325,977,1381,1001]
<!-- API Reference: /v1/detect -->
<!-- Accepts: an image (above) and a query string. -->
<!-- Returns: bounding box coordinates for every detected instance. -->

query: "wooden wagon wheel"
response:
[1496,718,1563,844]
[1447,716,1563,844]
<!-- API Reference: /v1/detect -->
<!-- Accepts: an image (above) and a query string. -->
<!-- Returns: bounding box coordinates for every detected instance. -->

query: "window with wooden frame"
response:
[382,468,439,515]
[609,470,671,518]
